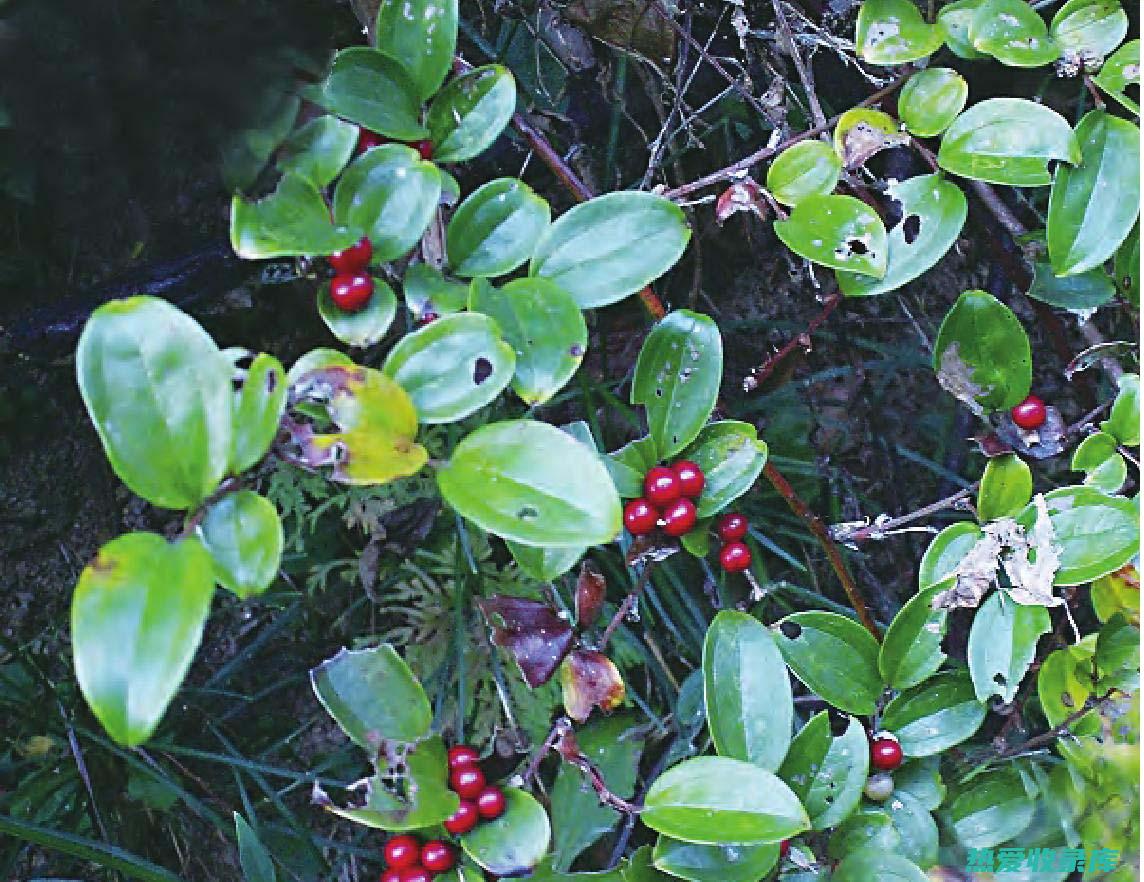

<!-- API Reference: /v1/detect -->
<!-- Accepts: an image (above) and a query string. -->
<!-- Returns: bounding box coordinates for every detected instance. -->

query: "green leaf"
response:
[837,174,967,297]
[631,310,723,459]
[879,670,986,757]
[333,144,442,262]
[309,645,432,751]
[765,141,842,207]
[856,0,945,63]
[967,591,1051,703]
[777,713,869,830]
[897,68,969,138]
[703,611,793,770]
[651,837,779,882]
[1096,612,1139,678]
[832,108,909,168]
[832,852,928,882]
[72,533,215,747]
[448,178,551,278]
[222,90,300,193]
[605,436,661,498]
[968,0,1060,66]
[828,810,901,861]
[229,352,287,475]
[919,522,982,589]
[198,491,283,600]
[1101,372,1140,445]
[77,296,232,511]
[1027,260,1117,310]
[286,347,355,386]
[304,47,427,140]
[681,422,768,518]
[382,312,515,423]
[978,454,1033,521]
[235,813,276,882]
[428,65,517,162]
[438,420,622,547]
[938,98,1081,187]
[774,194,888,277]
[949,768,1035,848]
[318,276,398,347]
[277,115,358,188]
[878,584,948,690]
[1072,431,1128,492]
[892,757,946,810]
[403,263,471,318]
[1093,39,1141,114]
[882,791,939,868]
[507,541,584,582]
[530,192,691,309]
[938,0,990,58]
[1037,647,1098,729]
[469,277,587,406]
[375,0,459,101]
[932,289,1032,414]
[460,788,551,875]
[772,612,882,715]
[230,172,360,259]
[1115,225,1140,304]
[1050,0,1129,61]
[642,756,810,845]
[1048,111,1140,275]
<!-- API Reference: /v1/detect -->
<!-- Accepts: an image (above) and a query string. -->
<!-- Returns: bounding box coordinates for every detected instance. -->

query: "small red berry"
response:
[382,869,403,882]
[329,273,374,312]
[644,466,682,507]
[476,786,506,820]
[673,460,705,498]
[624,498,659,536]
[399,866,433,882]
[413,139,434,161]
[719,540,752,572]
[717,512,749,542]
[1011,394,1047,430]
[444,800,479,835]
[870,735,903,772]
[328,236,373,274]
[661,498,698,537]
[356,129,387,154]
[779,840,790,859]
[448,745,480,771]
[421,841,455,874]
[419,310,439,325]
[450,766,486,799]
[384,836,421,869]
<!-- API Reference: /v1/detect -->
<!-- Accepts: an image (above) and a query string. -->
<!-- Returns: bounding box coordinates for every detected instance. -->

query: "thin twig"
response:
[742,287,842,392]
[771,0,827,129]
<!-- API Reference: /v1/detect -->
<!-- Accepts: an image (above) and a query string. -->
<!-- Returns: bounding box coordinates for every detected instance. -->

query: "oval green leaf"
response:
[1050,0,1129,61]
[651,837,779,882]
[880,670,986,756]
[949,768,1035,849]
[198,491,283,600]
[1093,39,1141,114]
[772,612,883,715]
[765,141,842,207]
[375,0,459,101]
[938,0,990,58]
[977,453,1033,521]
[919,522,982,589]
[428,65,517,163]
[681,422,768,518]
[448,178,551,278]
[774,194,888,278]
[1101,372,1140,445]
[277,115,358,188]
[969,0,1060,67]
[230,352,288,475]
[460,788,551,875]
[856,0,945,64]
[878,584,948,690]
[304,47,427,140]
[318,276,398,348]
[967,591,1051,703]
[777,712,869,830]
[230,172,360,260]
[403,263,471,318]
[1072,431,1128,492]
[1028,259,1117,310]
[898,69,969,138]
[507,541,585,582]
[833,852,928,882]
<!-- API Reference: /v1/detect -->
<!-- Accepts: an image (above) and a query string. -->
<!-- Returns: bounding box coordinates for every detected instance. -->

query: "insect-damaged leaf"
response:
[477,596,575,687]
[560,650,626,722]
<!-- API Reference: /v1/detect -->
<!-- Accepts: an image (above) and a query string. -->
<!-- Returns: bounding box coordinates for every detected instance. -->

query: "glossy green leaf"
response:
[230,172,360,260]
[774,194,888,278]
[605,436,660,498]
[1072,431,1128,492]
[1037,647,1099,730]
[507,541,584,582]
[1091,564,1140,623]
[531,192,691,309]
[932,289,1032,414]
[837,174,966,297]
[832,852,927,882]
[448,178,551,278]
[310,645,432,751]
[833,108,908,168]
[892,757,946,810]
[333,144,442,262]
[438,420,622,547]
[277,115,358,188]
[624,846,676,882]
[765,141,842,207]
[919,522,982,589]
[967,591,1051,703]
[642,757,810,845]
[703,611,793,770]
[1050,0,1129,61]
[428,65,517,162]
[969,0,1060,66]
[652,837,779,882]
[375,0,458,101]
[469,277,587,405]
[304,47,426,140]
[882,791,939,868]
[631,310,723,459]
[77,296,232,511]
[222,90,300,193]
[1027,260,1117,310]
[856,0,945,63]
[938,0,989,58]
[938,98,1080,187]
[318,276,398,348]
[897,69,969,137]
[1101,372,1140,445]
[198,491,283,600]
[235,814,276,882]
[773,612,882,715]
[949,769,1035,848]
[777,713,869,830]
[229,352,287,475]
[828,809,901,861]
[286,347,355,386]
[1048,111,1140,275]
[1096,613,1139,678]
[460,788,551,875]
[880,670,986,756]
[978,454,1033,521]
[1115,224,1139,305]
[1093,39,1141,114]
[681,422,768,518]
[72,533,215,746]
[383,312,515,423]
[403,263,470,318]
[878,584,948,690]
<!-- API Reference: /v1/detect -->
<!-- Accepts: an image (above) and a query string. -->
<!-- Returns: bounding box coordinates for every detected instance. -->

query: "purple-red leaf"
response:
[575,562,607,628]
[560,649,625,723]
[477,596,575,688]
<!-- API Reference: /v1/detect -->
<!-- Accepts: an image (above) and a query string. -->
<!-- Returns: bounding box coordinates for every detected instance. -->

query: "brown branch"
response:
[742,286,842,392]
[995,688,1119,760]
[599,562,658,650]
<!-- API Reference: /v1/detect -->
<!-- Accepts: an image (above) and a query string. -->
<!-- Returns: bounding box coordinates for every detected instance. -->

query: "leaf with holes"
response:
[476,595,575,687]
[765,141,842,207]
[777,712,869,830]
[460,789,551,874]
[230,172,361,260]
[774,195,888,278]
[680,422,767,518]
[560,650,626,722]
[969,0,1060,66]
[375,0,458,101]
[967,591,1051,703]
[773,612,882,715]
[448,179,551,278]
[1093,39,1140,114]
[428,65,517,162]
[1102,372,1140,445]
[304,47,427,140]
[897,69,969,137]
[977,454,1033,521]
[651,837,779,882]
[229,352,287,475]
[277,115,358,188]
[1050,0,1129,61]
[880,671,986,756]
[198,491,283,600]
[318,276,398,348]
[879,584,948,690]
[856,0,945,64]
[919,523,982,589]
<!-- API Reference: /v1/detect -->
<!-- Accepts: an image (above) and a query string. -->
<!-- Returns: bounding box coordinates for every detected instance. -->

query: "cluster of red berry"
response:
[623,461,705,538]
[380,836,455,882]
[357,128,434,161]
[328,236,375,313]
[441,745,506,835]
[863,731,904,803]
[1011,394,1047,430]
[714,512,752,573]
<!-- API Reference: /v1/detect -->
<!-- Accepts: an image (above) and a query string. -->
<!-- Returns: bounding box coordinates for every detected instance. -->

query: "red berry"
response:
[661,498,697,537]
[419,310,439,325]
[476,786,506,820]
[421,841,455,874]
[624,498,659,536]
[413,139,434,161]
[673,460,705,498]
[400,866,433,882]
[443,800,479,835]
[719,541,752,572]
[717,512,749,542]
[329,273,374,312]
[644,466,682,507]
[356,129,387,154]
[382,869,403,882]
[384,836,421,869]
[779,840,790,859]
[450,766,486,799]
[870,735,903,771]
[448,745,480,771]
[1011,394,1047,430]
[329,236,373,274]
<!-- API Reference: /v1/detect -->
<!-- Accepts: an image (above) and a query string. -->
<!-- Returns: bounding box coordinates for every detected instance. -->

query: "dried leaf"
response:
[575,561,607,628]
[560,650,626,723]
[935,343,987,418]
[715,179,770,225]
[477,596,575,688]
[625,535,679,568]
[994,406,1068,460]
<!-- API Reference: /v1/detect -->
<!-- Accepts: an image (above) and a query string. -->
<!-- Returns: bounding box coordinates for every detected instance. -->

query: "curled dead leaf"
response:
[575,561,607,628]
[560,649,625,723]
[477,596,575,688]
